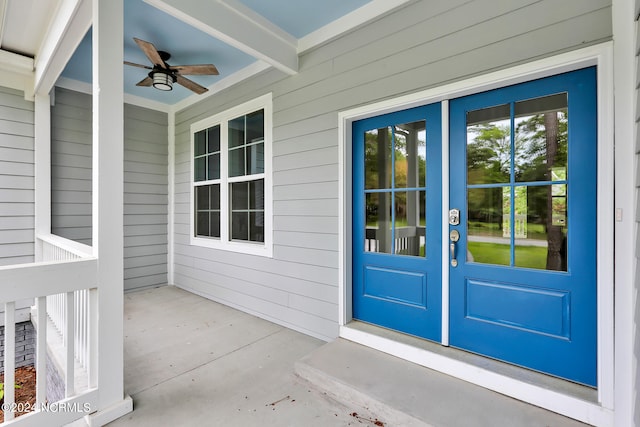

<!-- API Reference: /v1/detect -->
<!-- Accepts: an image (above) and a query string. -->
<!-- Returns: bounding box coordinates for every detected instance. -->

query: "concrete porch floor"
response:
[105,285,590,427]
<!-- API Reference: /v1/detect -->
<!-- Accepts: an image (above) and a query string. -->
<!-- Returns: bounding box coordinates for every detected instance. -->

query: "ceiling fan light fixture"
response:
[127,38,215,94]
[152,71,173,91]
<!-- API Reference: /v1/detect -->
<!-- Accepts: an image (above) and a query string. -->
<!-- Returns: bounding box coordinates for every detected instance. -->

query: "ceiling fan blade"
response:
[124,61,152,70]
[170,64,219,75]
[133,37,166,68]
[176,75,208,94]
[136,76,153,87]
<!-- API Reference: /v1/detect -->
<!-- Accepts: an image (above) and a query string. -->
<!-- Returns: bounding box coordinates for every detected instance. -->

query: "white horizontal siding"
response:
[51,87,169,290]
[172,0,612,340]
[51,87,92,246]
[0,86,34,266]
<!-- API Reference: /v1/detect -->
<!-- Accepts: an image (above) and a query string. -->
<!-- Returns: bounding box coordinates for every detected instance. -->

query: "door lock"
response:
[449,208,460,226]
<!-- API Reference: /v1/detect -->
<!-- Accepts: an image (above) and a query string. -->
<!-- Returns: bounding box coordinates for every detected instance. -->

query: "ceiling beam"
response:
[33,0,91,96]
[143,0,298,75]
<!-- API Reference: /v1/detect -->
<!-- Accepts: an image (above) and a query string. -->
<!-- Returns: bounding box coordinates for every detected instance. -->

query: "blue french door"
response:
[448,67,597,386]
[352,103,443,341]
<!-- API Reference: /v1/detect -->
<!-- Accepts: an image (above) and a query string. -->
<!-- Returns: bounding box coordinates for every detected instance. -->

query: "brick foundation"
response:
[0,321,36,372]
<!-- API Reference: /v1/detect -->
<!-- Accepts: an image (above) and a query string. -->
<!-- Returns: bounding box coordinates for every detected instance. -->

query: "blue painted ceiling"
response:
[60,0,372,105]
[237,0,371,38]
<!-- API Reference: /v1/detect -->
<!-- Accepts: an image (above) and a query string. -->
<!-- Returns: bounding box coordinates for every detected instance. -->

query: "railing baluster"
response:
[65,291,75,397]
[75,290,80,365]
[88,288,98,389]
[4,301,16,422]
[82,290,88,367]
[36,296,47,410]
[76,289,87,367]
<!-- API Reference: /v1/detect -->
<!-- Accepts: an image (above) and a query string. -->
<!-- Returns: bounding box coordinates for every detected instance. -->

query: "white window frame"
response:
[189,93,273,257]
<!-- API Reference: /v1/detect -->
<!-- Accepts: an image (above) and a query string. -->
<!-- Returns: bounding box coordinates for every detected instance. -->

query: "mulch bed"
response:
[0,366,37,422]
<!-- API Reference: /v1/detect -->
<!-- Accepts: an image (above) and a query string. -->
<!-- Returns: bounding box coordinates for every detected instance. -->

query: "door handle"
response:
[450,230,460,267]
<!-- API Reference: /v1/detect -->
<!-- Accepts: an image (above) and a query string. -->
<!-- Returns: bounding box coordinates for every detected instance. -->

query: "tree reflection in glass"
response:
[466,94,568,271]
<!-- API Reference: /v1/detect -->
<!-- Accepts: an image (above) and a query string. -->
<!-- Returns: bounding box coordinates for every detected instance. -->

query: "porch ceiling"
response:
[0,0,409,107]
[0,0,60,58]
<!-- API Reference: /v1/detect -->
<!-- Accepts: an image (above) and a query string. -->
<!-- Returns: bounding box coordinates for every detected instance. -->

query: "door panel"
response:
[353,104,442,342]
[449,67,597,386]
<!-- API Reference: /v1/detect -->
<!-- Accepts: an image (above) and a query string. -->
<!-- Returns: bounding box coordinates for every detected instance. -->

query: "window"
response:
[190,94,272,256]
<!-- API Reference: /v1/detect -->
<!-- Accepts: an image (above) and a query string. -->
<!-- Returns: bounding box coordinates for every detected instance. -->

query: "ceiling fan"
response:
[124,37,219,94]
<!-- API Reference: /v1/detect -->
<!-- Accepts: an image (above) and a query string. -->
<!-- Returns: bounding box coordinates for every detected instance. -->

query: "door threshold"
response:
[340,321,612,427]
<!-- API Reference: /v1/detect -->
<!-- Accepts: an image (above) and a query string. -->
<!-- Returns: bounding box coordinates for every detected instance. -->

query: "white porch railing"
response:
[38,234,93,370]
[0,234,98,426]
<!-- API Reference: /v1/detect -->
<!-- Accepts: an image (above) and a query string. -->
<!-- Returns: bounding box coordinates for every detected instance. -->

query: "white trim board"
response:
[337,42,615,426]
[610,0,637,425]
[440,100,450,347]
[167,110,176,285]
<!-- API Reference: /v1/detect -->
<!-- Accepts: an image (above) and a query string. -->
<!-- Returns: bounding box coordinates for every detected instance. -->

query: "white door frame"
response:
[337,42,615,426]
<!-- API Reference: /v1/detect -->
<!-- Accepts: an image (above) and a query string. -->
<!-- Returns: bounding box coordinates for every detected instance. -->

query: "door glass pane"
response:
[467,104,511,185]
[394,191,425,257]
[515,93,568,182]
[467,187,510,266]
[514,184,568,271]
[394,121,426,189]
[419,133,426,189]
[365,127,392,190]
[364,192,392,254]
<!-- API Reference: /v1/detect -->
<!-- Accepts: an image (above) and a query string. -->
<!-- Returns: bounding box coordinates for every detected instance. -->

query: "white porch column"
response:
[34,94,51,261]
[612,0,637,426]
[90,0,132,423]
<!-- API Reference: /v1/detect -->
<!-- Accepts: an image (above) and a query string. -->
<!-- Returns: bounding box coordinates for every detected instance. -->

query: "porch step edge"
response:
[294,351,430,427]
[295,338,590,427]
